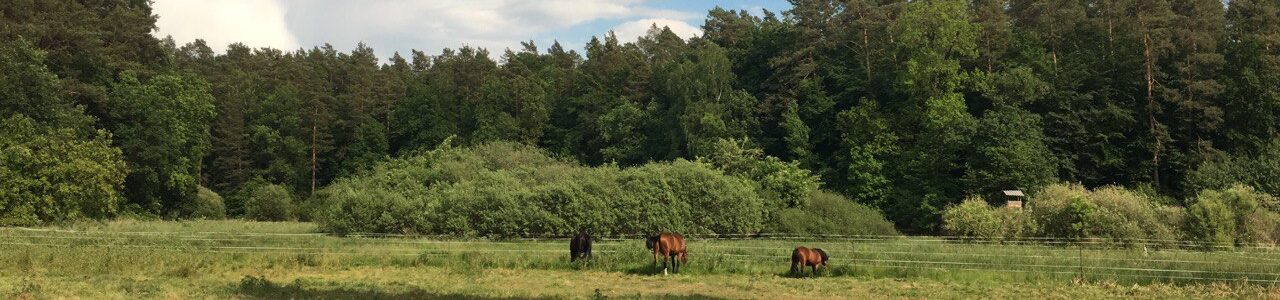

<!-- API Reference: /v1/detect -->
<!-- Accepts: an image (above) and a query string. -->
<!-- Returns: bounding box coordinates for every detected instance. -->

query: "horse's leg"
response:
[680,252,686,272]
[672,254,679,274]
[662,251,669,275]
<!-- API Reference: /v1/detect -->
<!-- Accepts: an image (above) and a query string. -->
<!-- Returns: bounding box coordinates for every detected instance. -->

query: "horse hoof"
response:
[663,269,668,276]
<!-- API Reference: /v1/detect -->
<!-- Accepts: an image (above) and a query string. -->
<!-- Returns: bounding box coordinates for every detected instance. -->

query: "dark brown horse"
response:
[569,230,593,262]
[646,233,686,275]
[790,246,829,276]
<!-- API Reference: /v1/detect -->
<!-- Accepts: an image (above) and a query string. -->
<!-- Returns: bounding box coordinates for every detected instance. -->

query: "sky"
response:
[152,0,792,62]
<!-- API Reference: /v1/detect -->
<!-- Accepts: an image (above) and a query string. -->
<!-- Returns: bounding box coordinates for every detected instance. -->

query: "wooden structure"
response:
[1002,190,1025,208]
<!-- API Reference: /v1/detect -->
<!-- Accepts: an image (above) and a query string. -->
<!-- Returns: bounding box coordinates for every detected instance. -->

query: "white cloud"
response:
[152,0,707,60]
[611,18,702,43]
[152,0,299,52]
[282,0,708,58]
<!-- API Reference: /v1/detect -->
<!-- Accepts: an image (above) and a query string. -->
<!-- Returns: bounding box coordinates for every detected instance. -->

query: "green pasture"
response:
[2,220,1278,299]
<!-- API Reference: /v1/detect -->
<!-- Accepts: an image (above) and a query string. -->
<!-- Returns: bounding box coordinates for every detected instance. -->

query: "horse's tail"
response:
[815,248,829,265]
[790,247,803,273]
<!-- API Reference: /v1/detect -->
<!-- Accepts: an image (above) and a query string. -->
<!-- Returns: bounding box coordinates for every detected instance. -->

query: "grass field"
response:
[3,220,1280,299]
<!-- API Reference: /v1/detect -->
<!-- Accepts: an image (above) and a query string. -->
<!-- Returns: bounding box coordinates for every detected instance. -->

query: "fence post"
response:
[1077,238,1084,282]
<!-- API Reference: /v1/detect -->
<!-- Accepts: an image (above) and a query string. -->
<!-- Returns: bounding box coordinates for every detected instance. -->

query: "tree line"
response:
[2,0,1279,232]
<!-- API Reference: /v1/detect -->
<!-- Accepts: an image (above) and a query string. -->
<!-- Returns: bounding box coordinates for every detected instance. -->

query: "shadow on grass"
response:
[236,275,552,300]
[622,262,688,276]
[238,276,730,300]
[608,293,730,300]
[780,271,827,279]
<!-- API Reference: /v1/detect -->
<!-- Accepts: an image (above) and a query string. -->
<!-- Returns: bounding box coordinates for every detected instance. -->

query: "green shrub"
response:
[700,138,820,211]
[1027,183,1088,238]
[244,183,295,221]
[766,191,898,236]
[317,142,778,237]
[0,115,127,225]
[1244,211,1280,245]
[1001,206,1039,239]
[943,197,1003,240]
[942,197,1038,241]
[1027,183,1181,244]
[1188,185,1280,247]
[433,172,566,237]
[315,185,434,234]
[1088,186,1181,243]
[1186,196,1236,248]
[181,186,225,219]
[225,177,269,217]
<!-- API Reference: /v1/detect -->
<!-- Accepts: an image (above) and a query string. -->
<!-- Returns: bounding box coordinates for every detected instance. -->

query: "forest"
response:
[3,0,1280,235]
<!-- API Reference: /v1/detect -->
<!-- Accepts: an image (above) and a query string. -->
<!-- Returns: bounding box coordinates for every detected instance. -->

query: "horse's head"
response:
[814,248,829,265]
[645,234,658,250]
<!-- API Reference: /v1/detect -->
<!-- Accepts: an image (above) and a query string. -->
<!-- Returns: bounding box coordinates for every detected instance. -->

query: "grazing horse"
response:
[646,233,686,275]
[570,230,593,262]
[790,246,829,276]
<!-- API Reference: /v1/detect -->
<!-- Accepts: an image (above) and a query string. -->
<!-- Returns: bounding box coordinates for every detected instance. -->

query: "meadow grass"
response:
[2,220,1279,299]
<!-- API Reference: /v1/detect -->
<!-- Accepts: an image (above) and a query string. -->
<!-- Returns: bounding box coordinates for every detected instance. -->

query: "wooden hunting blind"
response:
[1002,190,1025,208]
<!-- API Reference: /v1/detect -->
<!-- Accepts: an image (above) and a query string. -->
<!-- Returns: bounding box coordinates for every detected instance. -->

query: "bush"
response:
[1187,185,1280,247]
[942,197,1037,241]
[1186,195,1236,248]
[1244,211,1280,245]
[943,197,1003,240]
[616,160,766,234]
[316,142,778,237]
[700,138,820,211]
[1027,183,1181,244]
[1088,186,1182,243]
[244,183,295,221]
[181,186,226,219]
[766,191,898,236]
[1026,183,1087,238]
[0,115,127,225]
[314,141,899,238]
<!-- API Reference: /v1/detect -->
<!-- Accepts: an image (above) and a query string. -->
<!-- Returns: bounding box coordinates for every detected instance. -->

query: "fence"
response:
[2,227,1278,284]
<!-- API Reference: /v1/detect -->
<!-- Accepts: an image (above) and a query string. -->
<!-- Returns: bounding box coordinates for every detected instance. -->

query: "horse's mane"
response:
[814,248,829,263]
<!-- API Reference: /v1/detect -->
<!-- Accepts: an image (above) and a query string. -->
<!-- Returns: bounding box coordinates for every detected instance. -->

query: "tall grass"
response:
[3,220,1279,286]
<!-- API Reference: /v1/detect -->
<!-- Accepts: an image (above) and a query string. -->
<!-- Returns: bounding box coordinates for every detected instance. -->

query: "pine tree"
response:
[1222,0,1280,151]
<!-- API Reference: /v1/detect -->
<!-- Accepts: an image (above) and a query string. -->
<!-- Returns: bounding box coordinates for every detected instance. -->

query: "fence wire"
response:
[3,228,1279,284]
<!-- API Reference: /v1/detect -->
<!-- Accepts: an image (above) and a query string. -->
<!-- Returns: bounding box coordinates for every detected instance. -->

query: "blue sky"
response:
[152,0,792,62]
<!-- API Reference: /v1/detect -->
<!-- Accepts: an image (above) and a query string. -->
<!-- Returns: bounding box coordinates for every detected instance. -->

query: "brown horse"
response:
[646,233,686,275]
[790,246,829,276]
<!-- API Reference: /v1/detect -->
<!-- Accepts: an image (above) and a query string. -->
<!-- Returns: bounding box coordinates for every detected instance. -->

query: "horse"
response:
[646,232,686,275]
[569,230,593,262]
[790,246,829,276]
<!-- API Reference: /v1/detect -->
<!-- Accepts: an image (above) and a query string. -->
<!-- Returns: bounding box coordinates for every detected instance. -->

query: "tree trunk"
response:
[1144,30,1161,187]
[863,26,872,82]
[311,106,318,195]
[386,98,394,143]
[1106,1,1115,62]
[1049,26,1058,69]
